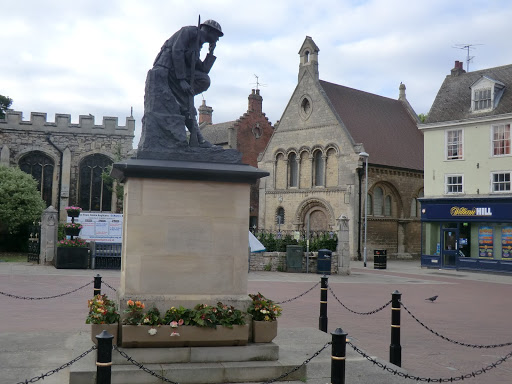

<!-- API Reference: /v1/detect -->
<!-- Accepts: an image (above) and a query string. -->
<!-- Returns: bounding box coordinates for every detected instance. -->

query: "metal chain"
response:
[275,281,319,304]
[347,339,512,382]
[262,341,331,384]
[114,342,331,384]
[114,346,180,384]
[329,286,392,315]
[401,302,512,349]
[102,280,117,292]
[1,280,93,300]
[15,345,97,384]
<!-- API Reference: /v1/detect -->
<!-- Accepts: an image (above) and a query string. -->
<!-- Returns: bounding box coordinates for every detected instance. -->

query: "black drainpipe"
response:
[46,134,63,218]
[357,167,363,261]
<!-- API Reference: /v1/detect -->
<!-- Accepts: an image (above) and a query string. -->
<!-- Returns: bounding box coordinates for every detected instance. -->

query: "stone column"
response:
[40,206,58,265]
[336,216,350,275]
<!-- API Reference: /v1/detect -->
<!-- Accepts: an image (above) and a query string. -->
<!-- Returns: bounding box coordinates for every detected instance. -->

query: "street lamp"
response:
[359,151,369,268]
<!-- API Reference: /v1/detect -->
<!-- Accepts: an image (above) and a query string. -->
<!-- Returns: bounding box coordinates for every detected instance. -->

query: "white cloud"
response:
[2,0,512,146]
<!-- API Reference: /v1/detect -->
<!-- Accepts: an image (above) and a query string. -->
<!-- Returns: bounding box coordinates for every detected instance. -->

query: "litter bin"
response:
[374,249,387,269]
[286,245,303,273]
[317,249,332,275]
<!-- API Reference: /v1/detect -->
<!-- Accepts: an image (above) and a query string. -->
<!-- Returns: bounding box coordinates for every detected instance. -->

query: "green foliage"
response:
[86,294,120,324]
[142,307,163,326]
[257,232,298,252]
[257,232,337,252]
[418,113,428,123]
[0,166,46,234]
[264,262,272,271]
[247,292,282,322]
[164,306,195,325]
[0,95,13,119]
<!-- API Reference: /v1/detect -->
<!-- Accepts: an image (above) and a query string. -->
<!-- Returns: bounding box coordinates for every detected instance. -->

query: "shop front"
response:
[420,197,512,273]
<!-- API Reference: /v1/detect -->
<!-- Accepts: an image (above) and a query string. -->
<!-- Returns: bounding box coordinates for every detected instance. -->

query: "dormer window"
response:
[474,88,491,110]
[470,76,505,113]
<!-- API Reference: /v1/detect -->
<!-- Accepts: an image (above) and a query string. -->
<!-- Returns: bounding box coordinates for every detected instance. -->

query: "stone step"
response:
[111,343,279,365]
[70,357,306,384]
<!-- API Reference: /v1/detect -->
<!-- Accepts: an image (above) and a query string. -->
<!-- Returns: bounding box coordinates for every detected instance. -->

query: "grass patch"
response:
[0,252,27,262]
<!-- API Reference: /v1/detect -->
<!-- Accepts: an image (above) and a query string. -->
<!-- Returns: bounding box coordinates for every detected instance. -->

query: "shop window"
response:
[19,151,54,207]
[288,152,298,187]
[79,154,113,212]
[445,174,463,194]
[313,150,324,186]
[446,129,463,160]
[491,172,511,192]
[492,124,510,156]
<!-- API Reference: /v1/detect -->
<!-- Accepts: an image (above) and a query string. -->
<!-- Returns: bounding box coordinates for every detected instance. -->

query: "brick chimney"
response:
[451,60,466,77]
[198,100,213,125]
[248,89,262,114]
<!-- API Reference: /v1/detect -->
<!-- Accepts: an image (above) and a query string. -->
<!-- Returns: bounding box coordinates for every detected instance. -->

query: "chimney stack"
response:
[451,60,466,77]
[198,100,213,125]
[248,89,262,114]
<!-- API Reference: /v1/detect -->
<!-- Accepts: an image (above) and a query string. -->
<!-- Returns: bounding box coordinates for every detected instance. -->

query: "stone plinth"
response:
[112,158,269,315]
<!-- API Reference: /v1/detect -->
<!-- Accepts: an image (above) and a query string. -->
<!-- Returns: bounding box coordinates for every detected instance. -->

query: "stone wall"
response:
[0,110,135,220]
[249,251,339,274]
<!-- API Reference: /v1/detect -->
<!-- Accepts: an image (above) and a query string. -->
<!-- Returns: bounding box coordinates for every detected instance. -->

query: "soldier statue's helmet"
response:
[200,19,224,37]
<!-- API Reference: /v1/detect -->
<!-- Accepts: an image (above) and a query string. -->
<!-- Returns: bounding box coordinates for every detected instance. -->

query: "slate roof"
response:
[319,80,424,171]
[200,121,236,145]
[426,64,512,123]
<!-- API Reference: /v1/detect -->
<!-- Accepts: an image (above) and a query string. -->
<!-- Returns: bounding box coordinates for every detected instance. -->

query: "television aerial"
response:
[251,74,267,90]
[453,43,483,72]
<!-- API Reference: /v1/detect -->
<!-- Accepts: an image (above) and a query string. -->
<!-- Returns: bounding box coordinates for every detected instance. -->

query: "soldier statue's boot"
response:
[197,128,213,148]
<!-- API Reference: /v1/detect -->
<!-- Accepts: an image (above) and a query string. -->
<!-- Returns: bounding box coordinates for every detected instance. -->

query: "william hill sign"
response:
[450,207,493,217]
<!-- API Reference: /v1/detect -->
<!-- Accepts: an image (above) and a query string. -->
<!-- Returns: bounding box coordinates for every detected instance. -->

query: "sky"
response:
[3,0,512,148]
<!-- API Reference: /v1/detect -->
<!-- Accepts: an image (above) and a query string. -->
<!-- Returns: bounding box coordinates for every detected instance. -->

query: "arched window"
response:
[313,150,324,186]
[411,189,424,217]
[79,154,113,212]
[384,195,392,216]
[373,187,383,216]
[19,151,54,207]
[288,153,298,187]
[366,194,373,216]
[275,153,286,189]
[276,207,285,226]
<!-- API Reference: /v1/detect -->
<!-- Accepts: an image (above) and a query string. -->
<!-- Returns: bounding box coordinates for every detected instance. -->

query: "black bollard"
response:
[389,290,402,367]
[94,274,102,297]
[331,327,347,384]
[319,275,328,332]
[96,330,113,384]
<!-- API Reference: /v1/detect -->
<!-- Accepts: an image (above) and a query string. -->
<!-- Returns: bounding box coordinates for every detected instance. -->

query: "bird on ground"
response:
[425,295,438,302]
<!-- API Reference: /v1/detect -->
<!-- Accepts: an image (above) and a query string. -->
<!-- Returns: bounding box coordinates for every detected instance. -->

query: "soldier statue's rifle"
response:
[187,15,201,147]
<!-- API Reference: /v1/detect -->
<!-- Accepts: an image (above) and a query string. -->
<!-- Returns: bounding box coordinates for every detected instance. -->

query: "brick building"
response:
[257,36,424,260]
[0,111,134,220]
[200,89,274,228]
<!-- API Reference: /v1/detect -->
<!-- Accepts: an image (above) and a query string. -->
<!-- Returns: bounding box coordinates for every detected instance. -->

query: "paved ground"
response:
[1,260,511,383]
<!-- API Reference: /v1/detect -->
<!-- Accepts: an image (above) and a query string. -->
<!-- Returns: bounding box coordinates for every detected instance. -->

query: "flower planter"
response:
[121,324,249,348]
[67,211,81,218]
[65,227,81,237]
[55,247,89,269]
[252,320,278,343]
[91,323,119,346]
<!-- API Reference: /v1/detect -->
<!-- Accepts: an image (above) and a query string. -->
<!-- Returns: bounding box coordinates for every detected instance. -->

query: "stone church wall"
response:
[0,110,135,220]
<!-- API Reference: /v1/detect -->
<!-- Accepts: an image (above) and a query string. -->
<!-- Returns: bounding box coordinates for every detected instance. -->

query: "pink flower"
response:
[170,321,178,328]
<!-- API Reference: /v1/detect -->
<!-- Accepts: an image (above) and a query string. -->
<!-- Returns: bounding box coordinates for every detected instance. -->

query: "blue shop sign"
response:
[421,200,512,222]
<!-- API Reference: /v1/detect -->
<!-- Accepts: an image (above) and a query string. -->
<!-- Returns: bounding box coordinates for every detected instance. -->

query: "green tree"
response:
[0,95,13,118]
[0,166,46,234]
[418,113,428,123]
